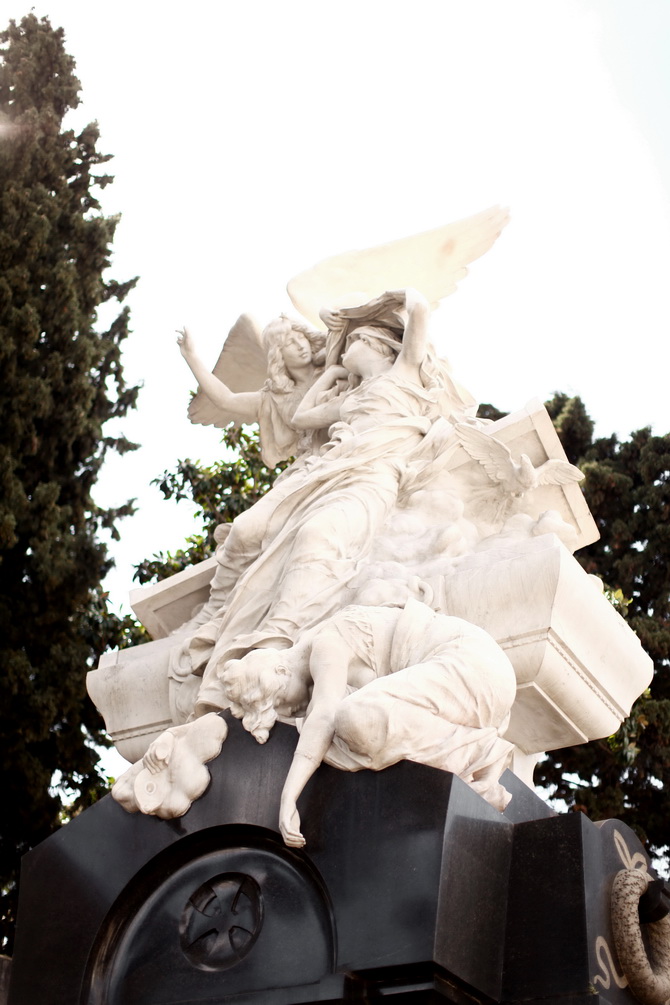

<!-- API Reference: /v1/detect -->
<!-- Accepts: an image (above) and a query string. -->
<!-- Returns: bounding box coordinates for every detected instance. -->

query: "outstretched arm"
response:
[279,628,350,846]
[177,327,261,424]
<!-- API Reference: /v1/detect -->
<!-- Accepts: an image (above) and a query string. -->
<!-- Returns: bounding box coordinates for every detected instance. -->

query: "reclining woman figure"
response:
[222,598,517,846]
[113,600,517,841]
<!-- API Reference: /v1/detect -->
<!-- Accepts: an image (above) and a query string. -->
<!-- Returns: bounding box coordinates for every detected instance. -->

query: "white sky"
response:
[5,0,670,613]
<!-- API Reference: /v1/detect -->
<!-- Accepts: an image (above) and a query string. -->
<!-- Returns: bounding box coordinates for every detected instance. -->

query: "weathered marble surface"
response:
[87,217,653,844]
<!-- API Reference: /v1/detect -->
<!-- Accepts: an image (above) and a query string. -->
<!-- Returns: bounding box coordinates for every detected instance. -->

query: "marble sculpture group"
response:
[87,209,653,848]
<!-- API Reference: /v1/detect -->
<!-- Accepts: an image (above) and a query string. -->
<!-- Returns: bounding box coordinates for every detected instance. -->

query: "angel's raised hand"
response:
[176,326,194,356]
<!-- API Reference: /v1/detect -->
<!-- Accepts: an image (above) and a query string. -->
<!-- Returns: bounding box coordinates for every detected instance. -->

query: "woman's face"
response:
[273,667,309,718]
[342,333,383,376]
[280,329,312,370]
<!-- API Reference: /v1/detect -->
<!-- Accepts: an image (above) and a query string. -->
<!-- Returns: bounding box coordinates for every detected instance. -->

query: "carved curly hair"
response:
[220,649,289,743]
[263,316,326,394]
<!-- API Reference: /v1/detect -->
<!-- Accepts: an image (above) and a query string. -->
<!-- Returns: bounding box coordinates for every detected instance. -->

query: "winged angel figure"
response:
[179,314,328,468]
[174,207,510,633]
[183,205,509,448]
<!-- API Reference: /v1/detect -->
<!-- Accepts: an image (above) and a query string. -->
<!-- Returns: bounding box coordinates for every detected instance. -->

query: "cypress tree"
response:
[0,14,139,951]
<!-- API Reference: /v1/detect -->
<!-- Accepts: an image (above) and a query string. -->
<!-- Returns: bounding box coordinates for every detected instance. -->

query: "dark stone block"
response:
[87,830,336,1004]
[503,813,591,1000]
[0,957,10,1005]
[8,714,658,1005]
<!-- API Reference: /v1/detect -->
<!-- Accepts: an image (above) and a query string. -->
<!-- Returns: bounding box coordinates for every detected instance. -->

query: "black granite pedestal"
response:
[8,713,658,1004]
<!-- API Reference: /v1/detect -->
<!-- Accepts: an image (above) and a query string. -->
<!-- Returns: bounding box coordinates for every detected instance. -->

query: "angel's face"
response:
[281,330,312,370]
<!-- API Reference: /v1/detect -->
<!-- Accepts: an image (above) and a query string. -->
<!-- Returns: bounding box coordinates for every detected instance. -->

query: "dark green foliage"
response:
[544,392,595,463]
[0,15,139,951]
[134,425,288,584]
[480,395,670,861]
[537,394,670,866]
[476,402,508,424]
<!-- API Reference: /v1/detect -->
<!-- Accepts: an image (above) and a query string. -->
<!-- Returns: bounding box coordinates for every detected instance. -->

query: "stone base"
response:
[9,714,656,1005]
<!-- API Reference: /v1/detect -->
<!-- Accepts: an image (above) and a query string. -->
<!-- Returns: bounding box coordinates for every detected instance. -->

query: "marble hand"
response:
[176,326,195,357]
[386,287,415,305]
[323,364,349,386]
[319,307,344,331]
[279,799,305,848]
[143,731,175,774]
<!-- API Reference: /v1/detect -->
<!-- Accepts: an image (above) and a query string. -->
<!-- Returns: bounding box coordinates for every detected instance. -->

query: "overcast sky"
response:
[5,0,670,612]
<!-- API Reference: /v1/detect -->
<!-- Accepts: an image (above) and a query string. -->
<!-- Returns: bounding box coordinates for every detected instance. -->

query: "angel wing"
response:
[187,314,266,428]
[286,206,510,327]
[455,423,516,485]
[534,459,584,486]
